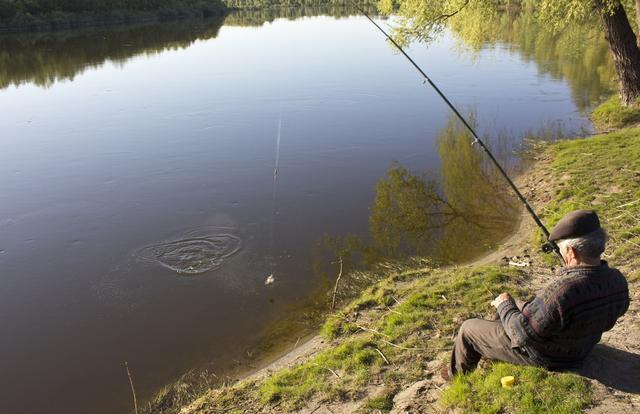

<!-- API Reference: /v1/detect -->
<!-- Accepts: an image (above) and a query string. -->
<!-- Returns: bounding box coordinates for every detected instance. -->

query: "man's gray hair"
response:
[557,227,608,259]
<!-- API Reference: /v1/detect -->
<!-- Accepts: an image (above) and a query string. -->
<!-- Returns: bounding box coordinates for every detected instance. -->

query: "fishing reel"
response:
[541,242,557,254]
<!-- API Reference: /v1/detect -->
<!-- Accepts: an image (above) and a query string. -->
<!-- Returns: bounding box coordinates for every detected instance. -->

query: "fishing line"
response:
[268,108,283,278]
[355,6,563,261]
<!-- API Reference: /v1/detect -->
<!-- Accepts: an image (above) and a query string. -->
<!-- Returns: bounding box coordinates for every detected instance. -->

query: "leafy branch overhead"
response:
[383,0,640,105]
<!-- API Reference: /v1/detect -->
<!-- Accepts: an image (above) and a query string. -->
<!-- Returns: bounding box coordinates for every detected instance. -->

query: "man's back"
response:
[499,262,629,368]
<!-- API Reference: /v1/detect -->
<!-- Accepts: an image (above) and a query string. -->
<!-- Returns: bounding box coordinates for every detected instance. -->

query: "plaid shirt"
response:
[497,261,630,368]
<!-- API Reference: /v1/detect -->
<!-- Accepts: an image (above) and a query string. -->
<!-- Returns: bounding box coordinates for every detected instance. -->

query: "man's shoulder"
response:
[539,263,628,302]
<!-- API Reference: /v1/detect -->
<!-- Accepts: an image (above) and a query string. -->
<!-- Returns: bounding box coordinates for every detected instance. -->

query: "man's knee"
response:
[458,318,483,338]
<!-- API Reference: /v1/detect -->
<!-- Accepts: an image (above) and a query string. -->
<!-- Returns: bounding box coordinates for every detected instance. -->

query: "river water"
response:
[0,9,613,414]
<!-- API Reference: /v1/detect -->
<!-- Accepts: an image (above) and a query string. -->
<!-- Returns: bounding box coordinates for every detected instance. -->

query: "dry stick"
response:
[309,406,322,414]
[326,367,341,378]
[385,307,403,316]
[330,256,344,311]
[375,348,390,365]
[293,336,301,350]
[618,199,640,209]
[124,362,139,414]
[354,323,391,339]
[623,238,640,248]
[380,339,431,351]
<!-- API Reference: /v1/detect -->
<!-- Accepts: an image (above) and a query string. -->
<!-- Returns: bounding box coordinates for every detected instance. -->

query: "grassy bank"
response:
[141,117,639,413]
[0,0,227,33]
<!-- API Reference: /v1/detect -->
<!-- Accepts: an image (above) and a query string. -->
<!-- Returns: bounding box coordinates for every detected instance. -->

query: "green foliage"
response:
[0,0,17,19]
[386,0,639,41]
[223,0,374,8]
[448,6,616,112]
[385,0,640,105]
[0,0,227,31]
[369,165,443,258]
[0,18,225,89]
[441,362,592,413]
[2,0,224,14]
[592,95,640,129]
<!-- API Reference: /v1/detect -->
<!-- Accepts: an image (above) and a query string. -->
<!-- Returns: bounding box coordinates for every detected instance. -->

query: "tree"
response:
[446,5,616,112]
[384,0,640,106]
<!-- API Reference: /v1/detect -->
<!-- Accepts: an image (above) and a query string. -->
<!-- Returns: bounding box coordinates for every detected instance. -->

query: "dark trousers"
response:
[449,318,535,375]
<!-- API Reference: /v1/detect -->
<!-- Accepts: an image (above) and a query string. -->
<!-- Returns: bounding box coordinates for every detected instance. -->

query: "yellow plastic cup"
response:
[501,376,516,388]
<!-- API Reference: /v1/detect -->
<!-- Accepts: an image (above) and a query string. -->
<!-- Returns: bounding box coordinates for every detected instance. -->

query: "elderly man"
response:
[445,210,630,378]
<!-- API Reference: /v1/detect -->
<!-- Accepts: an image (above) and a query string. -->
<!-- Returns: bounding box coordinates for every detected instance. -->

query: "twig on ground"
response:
[326,367,341,378]
[386,306,403,316]
[375,348,390,365]
[124,361,139,414]
[618,199,640,209]
[355,323,391,338]
[623,238,640,248]
[293,336,301,350]
[331,257,344,311]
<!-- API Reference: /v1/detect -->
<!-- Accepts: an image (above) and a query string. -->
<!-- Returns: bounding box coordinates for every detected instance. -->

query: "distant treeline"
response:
[223,0,374,6]
[0,0,227,32]
[224,0,379,25]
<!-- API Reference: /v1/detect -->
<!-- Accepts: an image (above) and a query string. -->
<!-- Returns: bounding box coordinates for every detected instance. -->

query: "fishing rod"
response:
[355,5,563,261]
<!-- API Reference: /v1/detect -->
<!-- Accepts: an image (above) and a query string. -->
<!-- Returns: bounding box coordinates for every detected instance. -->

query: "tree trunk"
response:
[637,0,640,46]
[598,1,640,105]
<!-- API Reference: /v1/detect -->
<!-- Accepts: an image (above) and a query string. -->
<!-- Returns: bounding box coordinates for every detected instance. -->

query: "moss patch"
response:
[592,95,640,130]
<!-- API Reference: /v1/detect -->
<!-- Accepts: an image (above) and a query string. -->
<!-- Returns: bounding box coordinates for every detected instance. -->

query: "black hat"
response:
[548,210,601,242]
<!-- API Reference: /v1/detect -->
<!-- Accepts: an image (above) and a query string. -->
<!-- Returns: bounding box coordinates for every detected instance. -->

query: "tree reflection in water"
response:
[314,113,521,302]
[0,5,376,90]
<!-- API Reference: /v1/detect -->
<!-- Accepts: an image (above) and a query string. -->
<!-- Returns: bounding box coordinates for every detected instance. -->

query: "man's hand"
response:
[491,292,512,309]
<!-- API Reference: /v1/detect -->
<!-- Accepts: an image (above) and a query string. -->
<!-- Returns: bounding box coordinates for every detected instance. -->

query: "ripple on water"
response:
[137,230,241,275]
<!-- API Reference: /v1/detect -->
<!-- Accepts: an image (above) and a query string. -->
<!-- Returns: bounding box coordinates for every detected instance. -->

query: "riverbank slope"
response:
[140,121,640,414]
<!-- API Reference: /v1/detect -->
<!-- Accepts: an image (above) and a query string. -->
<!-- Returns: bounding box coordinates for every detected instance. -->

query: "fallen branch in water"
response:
[124,361,139,414]
[331,256,344,311]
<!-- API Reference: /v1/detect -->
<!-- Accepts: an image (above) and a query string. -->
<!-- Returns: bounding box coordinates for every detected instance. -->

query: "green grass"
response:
[538,127,640,279]
[441,126,640,414]
[254,264,529,410]
[442,363,592,414]
[592,95,640,130]
[364,390,396,412]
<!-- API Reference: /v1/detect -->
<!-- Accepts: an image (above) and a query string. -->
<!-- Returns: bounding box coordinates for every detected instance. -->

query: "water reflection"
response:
[0,7,614,113]
[0,6,376,90]
[447,7,616,111]
[314,113,520,295]
[0,18,226,89]
[224,3,379,26]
